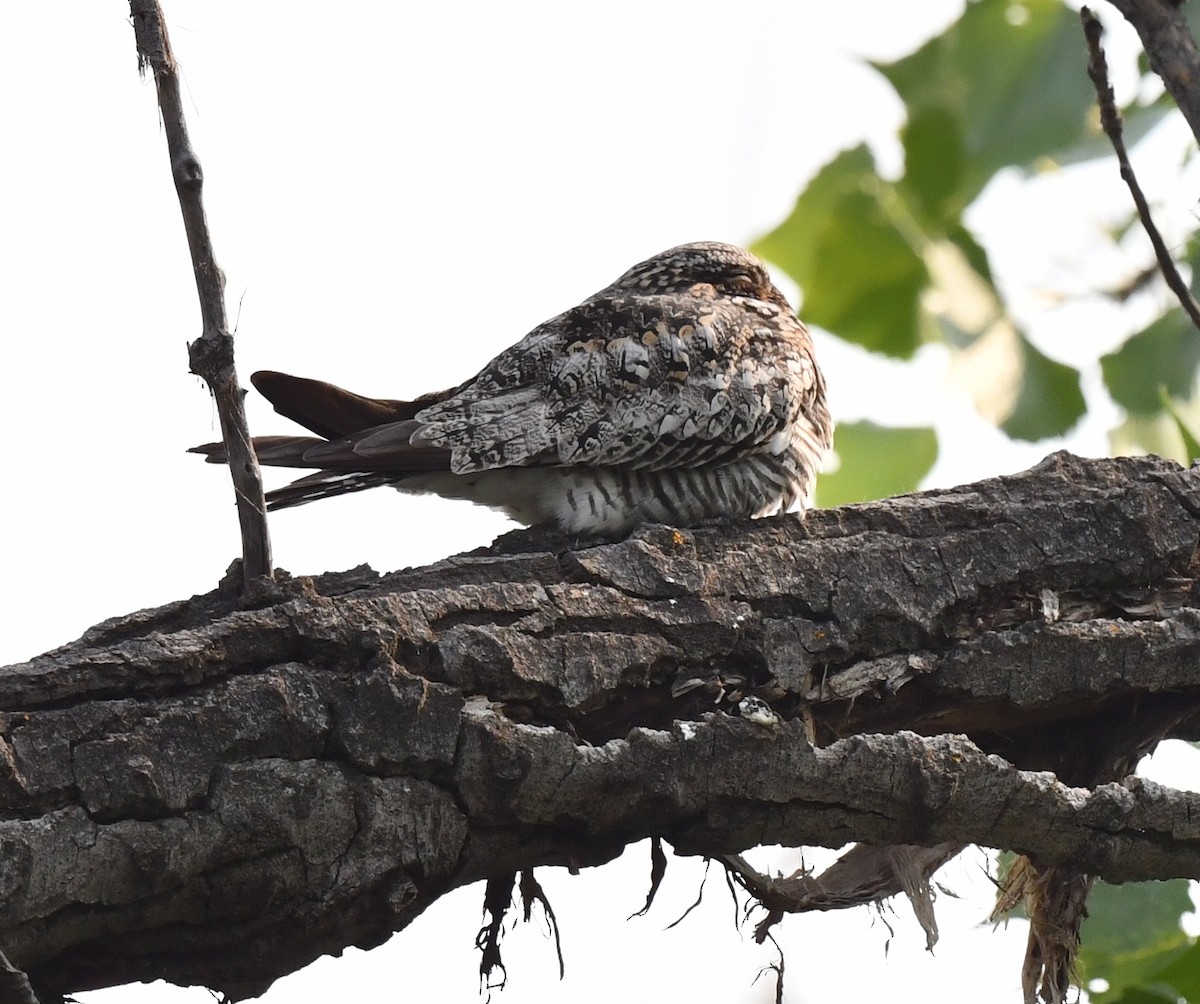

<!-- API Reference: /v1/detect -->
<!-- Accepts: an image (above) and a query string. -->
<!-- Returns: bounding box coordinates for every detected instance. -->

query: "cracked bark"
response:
[3,452,1200,1001]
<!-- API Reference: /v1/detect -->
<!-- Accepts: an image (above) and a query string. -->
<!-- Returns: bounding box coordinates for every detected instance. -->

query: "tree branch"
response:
[128,0,272,585]
[3,453,1200,1000]
[1105,0,1200,146]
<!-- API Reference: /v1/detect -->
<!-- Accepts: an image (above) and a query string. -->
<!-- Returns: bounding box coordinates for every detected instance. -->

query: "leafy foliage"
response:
[1102,235,1200,459]
[877,0,1095,206]
[756,0,1200,509]
[1102,312,1200,414]
[756,145,928,360]
[1001,336,1088,441]
[1080,880,1196,1003]
[1162,391,1200,463]
[815,421,937,507]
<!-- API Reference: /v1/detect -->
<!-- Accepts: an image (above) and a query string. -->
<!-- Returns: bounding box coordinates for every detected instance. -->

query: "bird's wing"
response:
[410,289,819,474]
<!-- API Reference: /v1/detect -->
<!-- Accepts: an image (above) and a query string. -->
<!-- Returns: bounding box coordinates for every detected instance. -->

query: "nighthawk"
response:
[195,242,832,535]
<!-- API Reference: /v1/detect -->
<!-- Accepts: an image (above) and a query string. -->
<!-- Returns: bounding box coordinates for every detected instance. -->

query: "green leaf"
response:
[898,105,968,225]
[1151,940,1200,999]
[756,146,876,292]
[945,222,995,286]
[1101,312,1200,415]
[1110,411,1194,464]
[875,0,1094,201]
[1000,337,1086,441]
[816,421,938,507]
[1082,881,1192,960]
[1052,92,1177,168]
[1183,232,1200,297]
[1081,880,1194,1003]
[1089,947,1196,1004]
[1161,391,1200,464]
[1187,1,1200,46]
[1104,989,1184,1004]
[754,147,928,359]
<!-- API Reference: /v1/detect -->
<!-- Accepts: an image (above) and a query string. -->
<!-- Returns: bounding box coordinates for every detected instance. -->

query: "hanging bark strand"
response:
[128,0,272,585]
[3,453,1200,1001]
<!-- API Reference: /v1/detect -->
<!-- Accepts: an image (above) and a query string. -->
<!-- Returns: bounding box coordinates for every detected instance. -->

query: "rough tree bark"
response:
[2,452,1200,1001]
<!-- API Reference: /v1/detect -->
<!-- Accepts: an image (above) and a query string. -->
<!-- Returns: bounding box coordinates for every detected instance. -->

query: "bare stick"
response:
[129,1,273,585]
[1081,7,1200,333]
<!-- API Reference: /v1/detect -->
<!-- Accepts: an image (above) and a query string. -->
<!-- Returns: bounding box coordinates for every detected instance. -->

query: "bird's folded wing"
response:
[410,295,811,474]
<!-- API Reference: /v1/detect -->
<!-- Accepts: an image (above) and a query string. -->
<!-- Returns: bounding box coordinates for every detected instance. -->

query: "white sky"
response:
[2,2,1198,1002]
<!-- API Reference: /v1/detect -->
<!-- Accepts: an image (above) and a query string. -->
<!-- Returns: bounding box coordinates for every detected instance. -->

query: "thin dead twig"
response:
[129,0,273,585]
[1081,7,1200,334]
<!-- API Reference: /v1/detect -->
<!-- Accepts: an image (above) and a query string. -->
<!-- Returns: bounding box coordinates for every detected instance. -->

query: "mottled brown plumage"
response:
[194,242,832,534]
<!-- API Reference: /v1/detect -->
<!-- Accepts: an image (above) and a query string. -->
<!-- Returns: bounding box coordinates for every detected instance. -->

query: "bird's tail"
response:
[191,435,328,468]
[191,371,454,509]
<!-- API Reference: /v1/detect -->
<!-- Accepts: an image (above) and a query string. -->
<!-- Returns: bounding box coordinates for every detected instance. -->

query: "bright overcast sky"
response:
[2,2,1197,1002]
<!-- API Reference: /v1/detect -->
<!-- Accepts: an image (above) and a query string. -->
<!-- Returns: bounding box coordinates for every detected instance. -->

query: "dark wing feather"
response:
[250,371,451,439]
[264,471,402,510]
[299,420,451,472]
[190,435,324,467]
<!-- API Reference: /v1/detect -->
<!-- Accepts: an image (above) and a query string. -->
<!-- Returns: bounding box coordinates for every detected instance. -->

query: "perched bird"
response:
[195,242,832,535]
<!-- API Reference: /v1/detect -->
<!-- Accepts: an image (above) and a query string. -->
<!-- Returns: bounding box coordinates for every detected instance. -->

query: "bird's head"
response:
[608,242,791,308]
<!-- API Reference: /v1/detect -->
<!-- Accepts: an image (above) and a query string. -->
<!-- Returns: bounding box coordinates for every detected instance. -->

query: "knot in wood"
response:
[172,152,203,190]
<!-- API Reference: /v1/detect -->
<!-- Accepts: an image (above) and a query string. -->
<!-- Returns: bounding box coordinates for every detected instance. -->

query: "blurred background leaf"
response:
[875,0,1094,201]
[1101,312,1200,414]
[1080,880,1195,1003]
[755,146,928,358]
[816,421,937,506]
[1001,336,1086,440]
[760,0,1199,511]
[1161,392,1200,463]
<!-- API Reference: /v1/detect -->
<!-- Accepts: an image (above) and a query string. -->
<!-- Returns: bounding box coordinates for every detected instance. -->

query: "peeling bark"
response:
[3,452,1200,1001]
